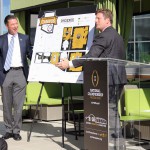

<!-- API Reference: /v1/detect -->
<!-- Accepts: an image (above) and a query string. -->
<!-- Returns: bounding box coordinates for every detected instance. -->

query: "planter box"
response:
[134,121,150,140]
[30,105,62,121]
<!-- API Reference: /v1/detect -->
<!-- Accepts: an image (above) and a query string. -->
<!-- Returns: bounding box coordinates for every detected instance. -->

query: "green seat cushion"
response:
[24,97,69,106]
[120,115,149,121]
[65,110,84,114]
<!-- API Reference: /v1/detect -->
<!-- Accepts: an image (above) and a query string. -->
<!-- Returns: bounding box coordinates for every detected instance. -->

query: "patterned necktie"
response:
[4,35,15,71]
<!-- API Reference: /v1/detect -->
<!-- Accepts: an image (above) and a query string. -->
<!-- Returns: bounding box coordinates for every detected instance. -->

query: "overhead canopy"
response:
[10,0,73,12]
[11,0,150,14]
[10,0,95,13]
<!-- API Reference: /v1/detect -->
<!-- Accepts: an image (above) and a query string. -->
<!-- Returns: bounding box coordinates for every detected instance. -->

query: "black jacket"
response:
[72,26,127,85]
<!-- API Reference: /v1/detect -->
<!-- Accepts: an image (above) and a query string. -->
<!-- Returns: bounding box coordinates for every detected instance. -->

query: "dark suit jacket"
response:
[72,26,127,85]
[0,33,32,86]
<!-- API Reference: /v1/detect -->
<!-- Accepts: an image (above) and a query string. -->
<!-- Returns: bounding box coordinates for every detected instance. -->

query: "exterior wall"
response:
[11,0,57,11]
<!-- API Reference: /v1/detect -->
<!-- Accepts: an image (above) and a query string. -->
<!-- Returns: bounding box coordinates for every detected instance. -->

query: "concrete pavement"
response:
[0,93,150,150]
[0,96,84,150]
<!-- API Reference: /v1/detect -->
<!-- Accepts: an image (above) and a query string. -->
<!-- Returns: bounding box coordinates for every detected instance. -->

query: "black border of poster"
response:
[84,60,108,150]
[38,5,97,18]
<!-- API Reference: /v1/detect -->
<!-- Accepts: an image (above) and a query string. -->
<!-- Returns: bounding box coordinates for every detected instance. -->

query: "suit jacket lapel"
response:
[18,33,24,60]
[18,33,23,49]
[3,34,8,61]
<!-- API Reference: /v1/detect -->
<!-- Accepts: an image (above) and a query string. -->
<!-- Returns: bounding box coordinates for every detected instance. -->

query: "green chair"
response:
[64,95,84,140]
[118,87,150,140]
[24,82,43,119]
[24,82,69,120]
[24,82,83,140]
[125,88,150,117]
[62,84,84,140]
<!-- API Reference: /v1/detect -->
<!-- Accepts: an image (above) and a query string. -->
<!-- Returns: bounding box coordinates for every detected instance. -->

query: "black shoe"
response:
[13,134,22,141]
[2,132,13,139]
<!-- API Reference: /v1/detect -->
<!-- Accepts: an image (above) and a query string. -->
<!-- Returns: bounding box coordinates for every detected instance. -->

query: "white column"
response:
[0,0,3,35]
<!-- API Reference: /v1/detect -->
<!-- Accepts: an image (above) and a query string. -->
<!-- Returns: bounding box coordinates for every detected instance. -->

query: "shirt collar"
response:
[102,25,111,32]
[8,33,18,38]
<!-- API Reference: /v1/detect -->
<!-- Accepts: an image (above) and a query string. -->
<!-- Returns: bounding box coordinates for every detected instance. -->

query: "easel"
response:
[27,82,66,148]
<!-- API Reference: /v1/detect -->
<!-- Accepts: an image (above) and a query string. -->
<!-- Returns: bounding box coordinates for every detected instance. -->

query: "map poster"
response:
[28,5,96,83]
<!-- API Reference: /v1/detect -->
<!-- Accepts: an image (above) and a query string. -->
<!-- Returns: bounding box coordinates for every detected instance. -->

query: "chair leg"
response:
[130,122,134,138]
[78,114,81,136]
[64,112,78,140]
[40,104,42,122]
[123,121,126,139]
[64,113,67,133]
[73,114,78,140]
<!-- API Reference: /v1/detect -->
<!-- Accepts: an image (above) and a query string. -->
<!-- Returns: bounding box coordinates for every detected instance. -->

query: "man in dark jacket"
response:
[56,8,127,150]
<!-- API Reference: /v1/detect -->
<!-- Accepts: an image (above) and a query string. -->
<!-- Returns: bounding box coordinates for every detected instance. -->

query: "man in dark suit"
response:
[0,15,32,141]
[56,8,127,149]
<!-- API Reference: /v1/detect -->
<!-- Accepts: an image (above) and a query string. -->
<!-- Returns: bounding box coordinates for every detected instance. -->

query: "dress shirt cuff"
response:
[69,61,74,68]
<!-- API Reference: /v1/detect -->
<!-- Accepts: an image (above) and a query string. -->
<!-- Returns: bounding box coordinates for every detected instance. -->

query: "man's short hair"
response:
[4,15,17,25]
[96,8,113,24]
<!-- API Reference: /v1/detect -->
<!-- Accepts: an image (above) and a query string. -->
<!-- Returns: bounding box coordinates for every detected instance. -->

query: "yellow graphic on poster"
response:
[67,52,85,72]
[71,26,89,50]
[50,52,60,65]
[63,27,72,40]
[61,27,72,50]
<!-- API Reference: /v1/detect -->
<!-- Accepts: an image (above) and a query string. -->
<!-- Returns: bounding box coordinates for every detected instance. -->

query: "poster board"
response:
[28,5,96,83]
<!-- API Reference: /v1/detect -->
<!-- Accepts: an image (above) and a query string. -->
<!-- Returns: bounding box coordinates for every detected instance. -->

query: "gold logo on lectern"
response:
[91,70,99,87]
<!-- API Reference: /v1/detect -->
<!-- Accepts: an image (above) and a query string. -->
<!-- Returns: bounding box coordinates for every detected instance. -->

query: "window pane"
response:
[135,16,150,41]
[127,43,134,61]
[136,42,150,63]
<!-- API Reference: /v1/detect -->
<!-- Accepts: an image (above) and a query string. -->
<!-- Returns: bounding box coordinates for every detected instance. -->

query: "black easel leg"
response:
[61,83,65,148]
[27,82,44,142]
[69,84,78,140]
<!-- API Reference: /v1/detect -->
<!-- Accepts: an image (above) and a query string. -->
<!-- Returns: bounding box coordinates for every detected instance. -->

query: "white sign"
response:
[28,7,96,83]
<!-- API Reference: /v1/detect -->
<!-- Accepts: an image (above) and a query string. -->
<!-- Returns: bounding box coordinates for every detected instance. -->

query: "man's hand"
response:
[55,58,69,70]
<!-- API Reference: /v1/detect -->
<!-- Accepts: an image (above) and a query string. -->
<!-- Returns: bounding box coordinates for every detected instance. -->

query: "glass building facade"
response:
[0,0,10,35]
[1,0,150,63]
[127,14,150,63]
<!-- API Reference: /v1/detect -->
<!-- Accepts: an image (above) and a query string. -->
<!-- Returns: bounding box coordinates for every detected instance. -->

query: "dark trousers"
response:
[1,69,26,134]
[109,84,125,150]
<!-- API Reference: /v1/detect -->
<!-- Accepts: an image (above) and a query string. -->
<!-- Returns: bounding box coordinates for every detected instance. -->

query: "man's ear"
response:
[106,18,110,24]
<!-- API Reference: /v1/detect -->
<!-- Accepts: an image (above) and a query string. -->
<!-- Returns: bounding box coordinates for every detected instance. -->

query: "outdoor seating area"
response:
[23,82,83,120]
[1,84,150,149]
[22,83,150,149]
[119,87,150,143]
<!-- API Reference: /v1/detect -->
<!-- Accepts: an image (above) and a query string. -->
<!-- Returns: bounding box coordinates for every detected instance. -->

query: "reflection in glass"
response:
[135,17,150,41]
[136,42,150,63]
[127,43,134,61]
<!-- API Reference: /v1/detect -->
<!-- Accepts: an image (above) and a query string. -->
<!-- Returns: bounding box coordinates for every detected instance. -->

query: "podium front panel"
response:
[84,61,108,150]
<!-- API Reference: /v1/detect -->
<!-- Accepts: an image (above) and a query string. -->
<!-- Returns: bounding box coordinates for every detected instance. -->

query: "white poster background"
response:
[28,11,95,83]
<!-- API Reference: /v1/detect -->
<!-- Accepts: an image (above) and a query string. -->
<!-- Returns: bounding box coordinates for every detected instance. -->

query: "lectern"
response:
[83,58,127,150]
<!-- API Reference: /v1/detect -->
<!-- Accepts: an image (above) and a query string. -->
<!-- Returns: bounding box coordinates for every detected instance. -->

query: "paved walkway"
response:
[0,93,150,150]
[0,95,84,150]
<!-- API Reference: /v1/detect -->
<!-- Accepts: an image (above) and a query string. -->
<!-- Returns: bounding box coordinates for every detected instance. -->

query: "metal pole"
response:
[61,83,65,148]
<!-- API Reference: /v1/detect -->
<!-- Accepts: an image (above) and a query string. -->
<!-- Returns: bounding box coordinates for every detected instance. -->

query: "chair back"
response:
[125,88,150,116]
